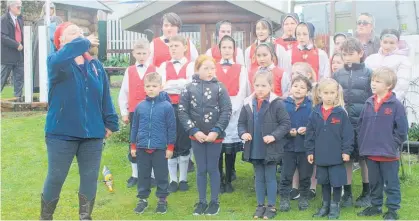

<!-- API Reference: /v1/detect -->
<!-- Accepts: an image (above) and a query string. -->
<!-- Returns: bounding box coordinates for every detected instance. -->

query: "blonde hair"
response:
[194,55,216,72]
[312,78,345,107]
[169,35,187,46]
[133,39,150,51]
[253,69,273,86]
[292,62,317,82]
[144,72,162,85]
[372,67,397,90]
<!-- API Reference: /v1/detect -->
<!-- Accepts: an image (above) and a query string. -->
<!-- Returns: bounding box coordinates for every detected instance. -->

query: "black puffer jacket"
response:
[178,74,232,138]
[333,63,372,126]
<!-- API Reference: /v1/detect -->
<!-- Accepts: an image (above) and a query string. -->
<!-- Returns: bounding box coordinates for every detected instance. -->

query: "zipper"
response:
[147,100,155,149]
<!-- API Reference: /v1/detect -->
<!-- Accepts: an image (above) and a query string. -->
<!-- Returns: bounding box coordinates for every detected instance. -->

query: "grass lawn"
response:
[1,86,419,220]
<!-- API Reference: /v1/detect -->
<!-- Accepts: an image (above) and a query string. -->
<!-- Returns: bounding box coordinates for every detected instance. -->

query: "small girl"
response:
[331,53,344,74]
[238,72,291,219]
[248,43,285,97]
[278,75,313,212]
[305,78,354,219]
[282,62,316,98]
[215,35,249,193]
[178,55,232,216]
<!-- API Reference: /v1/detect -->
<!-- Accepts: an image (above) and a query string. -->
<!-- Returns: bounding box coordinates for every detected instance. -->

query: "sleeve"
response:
[189,39,199,62]
[48,37,91,73]
[118,68,130,116]
[178,85,199,135]
[356,104,366,135]
[99,63,119,132]
[239,66,250,101]
[146,40,154,65]
[281,71,291,97]
[283,50,293,76]
[244,46,251,71]
[318,49,330,79]
[1,18,19,49]
[394,103,409,146]
[186,62,195,81]
[341,112,355,155]
[130,107,139,144]
[304,113,316,155]
[394,58,412,101]
[276,44,289,70]
[237,106,248,138]
[157,62,167,84]
[166,104,177,148]
[236,47,246,66]
[270,101,291,141]
[213,83,233,132]
[205,48,212,57]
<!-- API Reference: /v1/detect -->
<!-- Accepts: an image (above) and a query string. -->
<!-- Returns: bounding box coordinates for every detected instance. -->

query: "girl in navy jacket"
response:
[305,78,354,219]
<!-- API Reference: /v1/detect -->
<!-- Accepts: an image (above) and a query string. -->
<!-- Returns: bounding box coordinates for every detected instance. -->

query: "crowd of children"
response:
[117,11,410,220]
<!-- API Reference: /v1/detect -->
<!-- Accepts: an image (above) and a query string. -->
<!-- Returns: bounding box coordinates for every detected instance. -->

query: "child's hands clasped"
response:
[297,127,306,135]
[241,133,252,142]
[205,132,218,143]
[166,150,173,159]
[342,153,350,162]
[307,154,314,164]
[263,135,275,144]
[194,131,207,143]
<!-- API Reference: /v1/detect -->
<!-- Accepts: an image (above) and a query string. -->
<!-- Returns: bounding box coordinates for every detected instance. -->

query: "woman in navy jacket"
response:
[40,22,119,220]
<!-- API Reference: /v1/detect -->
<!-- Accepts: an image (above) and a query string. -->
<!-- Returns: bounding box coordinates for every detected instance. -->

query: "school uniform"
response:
[275,37,298,51]
[244,40,289,72]
[305,105,354,187]
[158,57,195,184]
[248,63,286,97]
[205,46,245,66]
[147,36,198,67]
[119,62,157,163]
[215,59,248,184]
[279,97,313,198]
[357,92,408,211]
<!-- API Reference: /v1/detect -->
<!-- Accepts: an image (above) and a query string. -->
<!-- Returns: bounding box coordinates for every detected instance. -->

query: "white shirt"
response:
[205,47,245,66]
[147,36,199,65]
[9,12,17,26]
[118,62,151,116]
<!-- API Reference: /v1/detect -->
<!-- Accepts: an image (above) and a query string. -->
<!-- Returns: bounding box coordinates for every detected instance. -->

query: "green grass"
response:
[1,86,15,99]
[1,87,419,219]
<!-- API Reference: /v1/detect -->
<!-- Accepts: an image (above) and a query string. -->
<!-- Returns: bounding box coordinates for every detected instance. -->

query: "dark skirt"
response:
[221,142,243,154]
[316,164,347,187]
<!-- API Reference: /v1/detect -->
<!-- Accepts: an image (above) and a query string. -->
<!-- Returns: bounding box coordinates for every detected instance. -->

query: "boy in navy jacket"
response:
[357,67,408,220]
[130,72,176,215]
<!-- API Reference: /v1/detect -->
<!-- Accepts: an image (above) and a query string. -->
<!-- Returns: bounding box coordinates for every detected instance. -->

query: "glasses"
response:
[357,20,371,26]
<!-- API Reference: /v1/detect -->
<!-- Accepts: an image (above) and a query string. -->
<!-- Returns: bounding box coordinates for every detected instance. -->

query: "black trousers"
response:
[136,149,169,199]
[279,151,313,197]
[127,112,135,163]
[219,151,234,184]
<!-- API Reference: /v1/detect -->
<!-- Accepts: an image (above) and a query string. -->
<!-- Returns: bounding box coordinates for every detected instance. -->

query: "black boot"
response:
[313,201,330,217]
[79,193,95,220]
[328,202,340,219]
[40,194,59,220]
[188,159,195,173]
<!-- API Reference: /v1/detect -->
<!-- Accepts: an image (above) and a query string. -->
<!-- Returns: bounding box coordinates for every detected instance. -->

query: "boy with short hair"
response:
[130,72,176,214]
[118,39,157,188]
[357,67,408,220]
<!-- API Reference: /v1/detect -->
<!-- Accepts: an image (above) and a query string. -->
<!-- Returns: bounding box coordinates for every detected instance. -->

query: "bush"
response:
[408,123,419,141]
[103,55,130,67]
[111,122,130,144]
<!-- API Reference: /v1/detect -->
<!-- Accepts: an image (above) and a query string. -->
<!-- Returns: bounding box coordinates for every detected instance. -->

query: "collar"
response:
[373,91,392,102]
[297,44,314,51]
[220,58,234,65]
[135,61,148,68]
[9,12,17,23]
[343,62,365,71]
[170,57,187,65]
[160,35,170,43]
[313,104,345,115]
[356,32,376,44]
[259,63,275,71]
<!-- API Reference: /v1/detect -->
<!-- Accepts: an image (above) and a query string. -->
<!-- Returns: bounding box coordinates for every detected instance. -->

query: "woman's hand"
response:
[105,128,112,138]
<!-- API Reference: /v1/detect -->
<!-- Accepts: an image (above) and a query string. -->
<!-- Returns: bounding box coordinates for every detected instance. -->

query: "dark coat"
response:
[1,12,24,64]
[284,97,313,152]
[238,93,291,164]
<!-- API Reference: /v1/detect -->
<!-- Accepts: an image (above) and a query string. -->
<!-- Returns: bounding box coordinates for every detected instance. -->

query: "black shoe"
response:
[225,183,234,193]
[155,200,168,214]
[78,193,95,220]
[253,205,265,219]
[231,170,237,181]
[308,189,316,200]
[313,201,330,217]
[126,177,138,188]
[328,202,340,219]
[290,188,300,200]
[340,193,353,208]
[188,160,195,173]
[383,210,399,220]
[193,202,208,215]
[205,201,220,215]
[263,205,277,219]
[357,206,383,216]
[355,193,371,208]
[298,197,309,211]
[134,199,148,214]
[40,194,59,220]
[279,197,291,212]
[168,181,178,193]
[151,178,156,188]
[178,181,189,191]
[220,183,226,194]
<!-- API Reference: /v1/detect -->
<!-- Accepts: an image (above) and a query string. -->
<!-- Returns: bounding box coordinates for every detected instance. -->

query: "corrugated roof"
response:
[53,0,113,13]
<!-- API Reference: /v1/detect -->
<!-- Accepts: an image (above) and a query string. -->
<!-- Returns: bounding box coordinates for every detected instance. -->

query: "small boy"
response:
[118,39,157,188]
[333,37,372,208]
[357,67,408,220]
[158,34,195,193]
[130,72,176,214]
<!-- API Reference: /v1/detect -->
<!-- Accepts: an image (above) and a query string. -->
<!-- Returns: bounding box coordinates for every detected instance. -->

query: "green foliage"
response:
[103,55,130,67]
[408,123,419,141]
[111,122,130,144]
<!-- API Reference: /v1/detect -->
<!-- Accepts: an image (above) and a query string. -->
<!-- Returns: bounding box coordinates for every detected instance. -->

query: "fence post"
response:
[24,26,33,103]
[38,26,48,103]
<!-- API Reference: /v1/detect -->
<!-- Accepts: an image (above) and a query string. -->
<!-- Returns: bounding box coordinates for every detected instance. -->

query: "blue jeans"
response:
[253,161,277,206]
[42,138,103,202]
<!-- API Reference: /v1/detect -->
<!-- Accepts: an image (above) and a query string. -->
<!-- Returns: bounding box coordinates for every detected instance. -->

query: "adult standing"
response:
[275,13,300,51]
[40,22,119,220]
[1,0,24,100]
[355,13,380,57]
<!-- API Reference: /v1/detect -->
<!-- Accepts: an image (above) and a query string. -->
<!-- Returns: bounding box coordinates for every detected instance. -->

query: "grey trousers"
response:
[1,63,24,97]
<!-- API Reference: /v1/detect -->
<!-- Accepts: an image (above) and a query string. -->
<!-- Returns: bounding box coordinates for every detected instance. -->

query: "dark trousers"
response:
[192,140,222,203]
[136,149,169,199]
[173,104,191,158]
[279,151,313,197]
[43,138,103,202]
[127,112,135,163]
[253,161,277,206]
[366,159,401,211]
[1,63,24,97]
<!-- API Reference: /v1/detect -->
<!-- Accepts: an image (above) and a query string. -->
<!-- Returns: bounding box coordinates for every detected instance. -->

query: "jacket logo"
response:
[331,117,341,124]
[384,108,393,115]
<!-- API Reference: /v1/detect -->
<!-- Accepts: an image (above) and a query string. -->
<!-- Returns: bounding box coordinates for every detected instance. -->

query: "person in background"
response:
[365,29,412,102]
[1,0,24,101]
[331,53,344,74]
[333,33,348,53]
[275,13,299,51]
[355,13,380,58]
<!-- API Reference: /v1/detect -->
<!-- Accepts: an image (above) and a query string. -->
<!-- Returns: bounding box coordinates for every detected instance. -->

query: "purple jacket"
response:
[357,94,408,158]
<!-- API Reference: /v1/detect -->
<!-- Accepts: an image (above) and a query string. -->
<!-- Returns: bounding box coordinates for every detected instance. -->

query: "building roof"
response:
[53,0,113,13]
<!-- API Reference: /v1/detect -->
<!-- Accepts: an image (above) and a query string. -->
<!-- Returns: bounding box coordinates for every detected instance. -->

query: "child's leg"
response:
[179,153,190,182]
[297,152,314,198]
[322,184,332,202]
[310,166,317,189]
[332,186,342,202]
[152,150,169,200]
[253,162,266,206]
[279,152,297,198]
[292,170,300,189]
[381,160,401,212]
[136,149,153,200]
[168,157,179,183]
[366,159,384,208]
[360,158,370,183]
[206,142,222,203]
[225,153,234,184]
[265,163,278,207]
[192,141,208,203]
